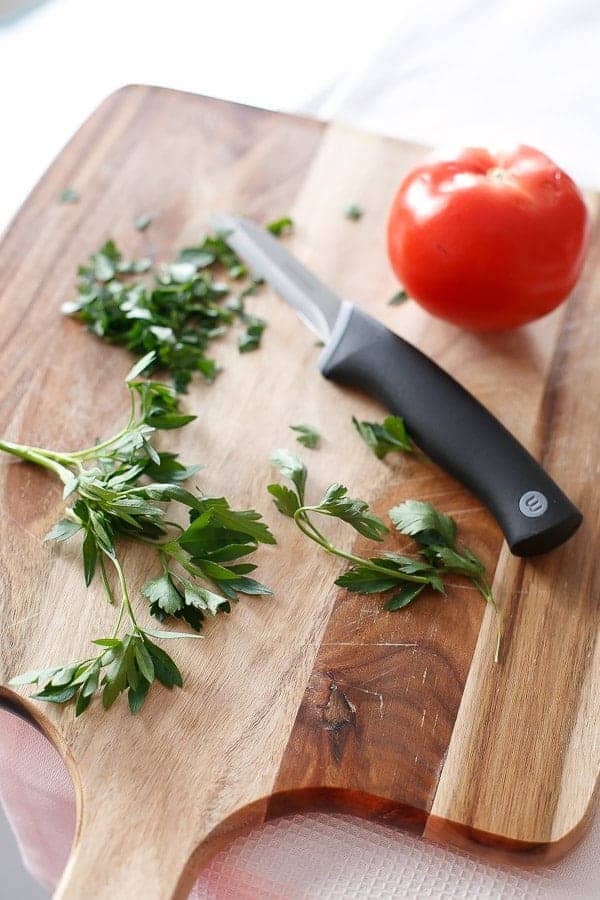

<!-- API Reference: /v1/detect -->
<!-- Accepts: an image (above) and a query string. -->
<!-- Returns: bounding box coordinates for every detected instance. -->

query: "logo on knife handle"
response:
[519,490,548,518]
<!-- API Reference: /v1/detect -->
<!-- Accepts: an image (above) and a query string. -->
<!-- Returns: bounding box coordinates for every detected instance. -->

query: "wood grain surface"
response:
[0,86,598,899]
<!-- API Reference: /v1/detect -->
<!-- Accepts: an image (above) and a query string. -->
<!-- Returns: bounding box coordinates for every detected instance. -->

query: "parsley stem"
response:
[295,510,331,546]
[128,387,137,427]
[99,555,115,605]
[294,506,430,585]
[160,542,203,579]
[474,576,497,611]
[55,393,140,461]
[162,520,184,533]
[67,425,134,460]
[0,440,73,482]
[474,575,502,662]
[1,420,140,466]
[110,555,138,632]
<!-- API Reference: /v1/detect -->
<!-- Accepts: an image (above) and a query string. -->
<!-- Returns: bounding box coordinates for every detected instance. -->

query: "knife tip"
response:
[209,212,239,233]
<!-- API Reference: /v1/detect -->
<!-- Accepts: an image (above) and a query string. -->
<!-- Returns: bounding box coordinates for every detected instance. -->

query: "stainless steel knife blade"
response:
[210,214,341,343]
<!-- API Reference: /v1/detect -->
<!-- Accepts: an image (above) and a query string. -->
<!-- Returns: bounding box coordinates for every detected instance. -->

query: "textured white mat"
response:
[1,712,599,898]
[192,812,600,899]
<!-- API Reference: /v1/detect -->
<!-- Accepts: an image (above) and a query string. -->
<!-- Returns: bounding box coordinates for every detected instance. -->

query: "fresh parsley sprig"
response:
[11,633,182,717]
[0,352,275,715]
[268,450,433,611]
[268,451,499,656]
[389,500,497,604]
[290,424,320,449]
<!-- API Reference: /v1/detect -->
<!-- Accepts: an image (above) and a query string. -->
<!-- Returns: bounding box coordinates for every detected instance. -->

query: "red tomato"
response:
[387,146,590,331]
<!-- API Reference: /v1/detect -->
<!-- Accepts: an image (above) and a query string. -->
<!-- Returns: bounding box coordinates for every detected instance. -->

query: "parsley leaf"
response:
[316,483,389,540]
[226,280,268,353]
[385,584,426,610]
[44,519,82,542]
[267,484,300,517]
[141,572,183,615]
[389,500,456,548]
[187,496,276,545]
[269,449,307,505]
[60,188,79,204]
[344,203,363,221]
[422,545,486,580]
[267,217,293,236]
[353,415,412,459]
[335,567,400,593]
[238,319,266,352]
[268,453,431,612]
[290,424,320,449]
[134,213,152,231]
[389,290,408,306]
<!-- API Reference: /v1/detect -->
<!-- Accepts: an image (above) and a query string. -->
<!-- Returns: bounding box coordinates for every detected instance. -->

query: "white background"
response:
[1,0,599,897]
[0,0,402,231]
[1,0,600,233]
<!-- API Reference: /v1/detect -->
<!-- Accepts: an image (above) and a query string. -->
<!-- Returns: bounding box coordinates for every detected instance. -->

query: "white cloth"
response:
[1,1,599,897]
[312,0,600,190]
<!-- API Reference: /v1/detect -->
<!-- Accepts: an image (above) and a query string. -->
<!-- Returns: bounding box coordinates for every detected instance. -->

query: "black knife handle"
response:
[319,304,582,556]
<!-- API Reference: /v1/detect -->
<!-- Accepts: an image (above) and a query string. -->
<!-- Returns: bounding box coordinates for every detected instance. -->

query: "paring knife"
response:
[211,214,582,557]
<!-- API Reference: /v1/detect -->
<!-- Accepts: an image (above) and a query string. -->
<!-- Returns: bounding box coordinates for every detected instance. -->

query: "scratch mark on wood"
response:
[340,684,385,720]
[322,642,418,649]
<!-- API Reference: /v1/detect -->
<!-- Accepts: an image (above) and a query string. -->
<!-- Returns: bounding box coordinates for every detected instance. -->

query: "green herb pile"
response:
[62,231,268,393]
[268,449,499,656]
[1,352,274,715]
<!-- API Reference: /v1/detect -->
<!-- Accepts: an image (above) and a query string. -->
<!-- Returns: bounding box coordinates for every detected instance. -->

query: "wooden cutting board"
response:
[0,86,599,899]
